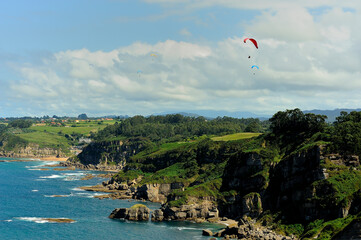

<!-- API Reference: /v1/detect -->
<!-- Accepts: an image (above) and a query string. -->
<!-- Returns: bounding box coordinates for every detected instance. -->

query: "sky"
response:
[1,0,360,117]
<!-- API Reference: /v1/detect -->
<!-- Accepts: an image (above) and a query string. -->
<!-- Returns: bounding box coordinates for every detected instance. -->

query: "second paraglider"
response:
[251,65,259,75]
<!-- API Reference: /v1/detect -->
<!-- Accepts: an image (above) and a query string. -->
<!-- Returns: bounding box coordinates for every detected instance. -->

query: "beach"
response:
[38,156,68,162]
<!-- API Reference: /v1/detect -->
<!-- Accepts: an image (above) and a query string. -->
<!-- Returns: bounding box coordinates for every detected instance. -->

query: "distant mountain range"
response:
[155,108,361,122]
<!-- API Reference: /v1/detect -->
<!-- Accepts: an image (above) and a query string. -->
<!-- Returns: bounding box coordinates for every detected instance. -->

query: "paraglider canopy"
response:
[251,65,259,69]
[244,38,258,49]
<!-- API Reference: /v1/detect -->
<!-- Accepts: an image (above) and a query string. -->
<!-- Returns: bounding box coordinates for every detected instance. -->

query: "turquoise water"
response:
[0,158,222,240]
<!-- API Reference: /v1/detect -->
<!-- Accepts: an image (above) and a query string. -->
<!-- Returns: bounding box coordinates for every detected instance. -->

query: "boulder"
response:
[109,205,150,221]
[109,208,127,219]
[202,229,213,236]
[151,209,164,222]
[127,206,150,221]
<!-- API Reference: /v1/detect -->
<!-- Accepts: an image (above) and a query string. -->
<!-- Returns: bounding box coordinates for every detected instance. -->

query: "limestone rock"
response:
[109,206,150,221]
[151,209,164,222]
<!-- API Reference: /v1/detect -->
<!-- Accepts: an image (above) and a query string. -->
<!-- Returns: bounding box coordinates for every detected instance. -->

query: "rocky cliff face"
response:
[70,138,147,169]
[0,143,66,158]
[220,151,268,219]
[219,146,334,222]
[101,178,185,204]
[266,146,331,222]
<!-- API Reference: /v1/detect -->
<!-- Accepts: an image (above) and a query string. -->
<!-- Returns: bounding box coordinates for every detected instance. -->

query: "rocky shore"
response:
[203,217,297,239]
[60,161,120,172]
[108,204,297,240]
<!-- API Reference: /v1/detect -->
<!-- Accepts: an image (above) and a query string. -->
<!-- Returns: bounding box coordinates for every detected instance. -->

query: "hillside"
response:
[66,109,361,239]
[0,118,114,158]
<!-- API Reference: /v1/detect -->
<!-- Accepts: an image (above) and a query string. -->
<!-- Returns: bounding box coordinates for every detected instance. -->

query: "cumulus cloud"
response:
[4,3,361,116]
[245,7,322,42]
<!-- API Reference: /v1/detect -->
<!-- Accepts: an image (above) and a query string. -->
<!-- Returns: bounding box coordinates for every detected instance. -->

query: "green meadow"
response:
[14,120,115,151]
[211,132,262,141]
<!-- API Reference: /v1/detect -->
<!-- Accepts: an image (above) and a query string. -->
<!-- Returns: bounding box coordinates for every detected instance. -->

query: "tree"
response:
[268,108,327,151]
[245,120,262,132]
[78,113,88,120]
[331,111,361,156]
[8,119,32,128]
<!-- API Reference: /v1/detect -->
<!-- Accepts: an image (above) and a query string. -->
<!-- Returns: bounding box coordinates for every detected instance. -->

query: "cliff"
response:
[0,143,67,158]
[68,137,149,169]
[74,135,361,239]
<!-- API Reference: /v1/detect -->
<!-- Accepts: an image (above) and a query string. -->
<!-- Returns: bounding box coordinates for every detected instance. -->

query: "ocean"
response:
[0,158,223,240]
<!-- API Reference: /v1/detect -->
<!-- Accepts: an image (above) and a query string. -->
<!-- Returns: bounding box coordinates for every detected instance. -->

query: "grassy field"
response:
[211,132,262,141]
[30,125,103,135]
[15,120,114,151]
[19,131,70,149]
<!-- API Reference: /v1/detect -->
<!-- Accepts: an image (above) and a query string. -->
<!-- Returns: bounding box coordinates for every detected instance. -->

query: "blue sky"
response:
[1,0,360,117]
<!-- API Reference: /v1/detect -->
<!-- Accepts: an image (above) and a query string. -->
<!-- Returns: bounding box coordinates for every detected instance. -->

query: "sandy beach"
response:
[38,156,69,162]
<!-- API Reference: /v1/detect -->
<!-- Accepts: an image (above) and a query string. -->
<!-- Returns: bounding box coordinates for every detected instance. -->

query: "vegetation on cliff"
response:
[94,110,361,239]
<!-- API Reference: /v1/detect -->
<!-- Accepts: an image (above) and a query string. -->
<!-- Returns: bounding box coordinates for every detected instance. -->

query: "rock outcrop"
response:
[160,201,219,222]
[109,205,150,221]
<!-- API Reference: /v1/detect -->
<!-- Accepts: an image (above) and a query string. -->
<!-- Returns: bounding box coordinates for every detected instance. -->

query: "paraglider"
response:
[244,38,258,49]
[244,37,260,75]
[150,53,157,61]
[244,38,258,59]
[137,70,142,78]
[251,65,259,75]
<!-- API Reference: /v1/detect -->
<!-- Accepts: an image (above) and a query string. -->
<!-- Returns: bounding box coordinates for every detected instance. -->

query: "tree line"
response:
[94,114,268,142]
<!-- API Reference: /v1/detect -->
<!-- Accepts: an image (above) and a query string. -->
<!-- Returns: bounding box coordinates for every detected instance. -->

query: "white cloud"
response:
[245,7,322,42]
[4,3,361,116]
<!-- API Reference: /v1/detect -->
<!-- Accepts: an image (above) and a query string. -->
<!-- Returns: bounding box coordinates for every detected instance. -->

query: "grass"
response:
[151,142,192,155]
[211,132,262,141]
[130,141,194,161]
[311,170,361,209]
[18,131,70,149]
[130,204,148,209]
[168,178,223,207]
[13,121,110,153]
[29,125,105,136]
[113,170,145,182]
[302,215,356,239]
[140,162,191,184]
